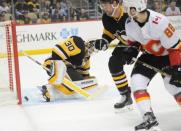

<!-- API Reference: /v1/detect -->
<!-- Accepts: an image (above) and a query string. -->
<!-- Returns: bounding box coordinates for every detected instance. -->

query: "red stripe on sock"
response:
[134,90,150,100]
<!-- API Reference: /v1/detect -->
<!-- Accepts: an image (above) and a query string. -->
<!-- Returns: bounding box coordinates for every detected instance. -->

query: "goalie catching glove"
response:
[43,58,54,76]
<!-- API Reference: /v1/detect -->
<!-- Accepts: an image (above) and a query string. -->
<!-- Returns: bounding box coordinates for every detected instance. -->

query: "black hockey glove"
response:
[93,38,109,51]
[169,66,181,87]
[123,46,140,64]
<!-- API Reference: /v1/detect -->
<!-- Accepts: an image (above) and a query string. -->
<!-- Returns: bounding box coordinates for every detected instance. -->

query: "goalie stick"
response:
[21,51,107,99]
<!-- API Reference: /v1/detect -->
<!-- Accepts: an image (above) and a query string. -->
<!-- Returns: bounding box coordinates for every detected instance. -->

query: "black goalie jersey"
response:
[44,36,90,78]
[51,36,86,66]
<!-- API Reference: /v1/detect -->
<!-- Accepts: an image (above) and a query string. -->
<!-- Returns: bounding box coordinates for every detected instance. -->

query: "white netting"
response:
[0,21,21,105]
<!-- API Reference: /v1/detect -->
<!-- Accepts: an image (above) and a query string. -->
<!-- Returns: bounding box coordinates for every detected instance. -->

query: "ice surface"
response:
[0,49,180,131]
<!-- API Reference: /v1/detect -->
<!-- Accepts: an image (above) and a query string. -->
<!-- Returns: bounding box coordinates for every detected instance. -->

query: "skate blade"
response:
[115,105,133,113]
[135,126,162,131]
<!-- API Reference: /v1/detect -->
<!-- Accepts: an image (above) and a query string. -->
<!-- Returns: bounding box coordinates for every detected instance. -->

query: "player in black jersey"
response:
[41,36,98,101]
[94,0,141,110]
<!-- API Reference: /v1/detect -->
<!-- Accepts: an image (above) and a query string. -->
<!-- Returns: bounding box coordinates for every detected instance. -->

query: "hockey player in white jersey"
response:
[123,0,181,130]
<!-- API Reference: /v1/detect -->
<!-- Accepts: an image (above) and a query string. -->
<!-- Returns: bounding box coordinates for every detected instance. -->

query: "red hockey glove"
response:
[168,49,181,87]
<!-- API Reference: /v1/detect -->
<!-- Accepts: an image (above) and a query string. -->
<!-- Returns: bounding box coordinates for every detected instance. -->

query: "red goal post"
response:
[0,21,22,105]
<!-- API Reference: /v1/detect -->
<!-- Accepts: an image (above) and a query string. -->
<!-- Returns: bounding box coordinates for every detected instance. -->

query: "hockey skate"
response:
[135,112,161,131]
[40,85,51,102]
[114,91,133,112]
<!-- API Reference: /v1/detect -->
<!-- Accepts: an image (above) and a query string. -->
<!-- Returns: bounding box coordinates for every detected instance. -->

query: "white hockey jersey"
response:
[125,9,180,56]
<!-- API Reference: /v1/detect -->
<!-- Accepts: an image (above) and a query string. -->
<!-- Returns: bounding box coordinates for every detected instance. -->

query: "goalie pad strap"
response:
[73,77,97,88]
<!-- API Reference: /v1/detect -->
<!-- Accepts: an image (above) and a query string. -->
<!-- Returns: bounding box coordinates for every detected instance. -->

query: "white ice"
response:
[0,49,180,131]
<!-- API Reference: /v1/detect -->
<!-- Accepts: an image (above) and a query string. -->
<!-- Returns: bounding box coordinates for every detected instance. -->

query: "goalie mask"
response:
[84,40,98,57]
[123,0,147,17]
[99,0,122,17]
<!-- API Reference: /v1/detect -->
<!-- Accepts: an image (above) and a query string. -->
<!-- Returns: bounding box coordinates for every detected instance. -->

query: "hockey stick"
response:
[21,51,107,99]
[20,51,50,72]
[115,45,170,76]
[132,57,170,77]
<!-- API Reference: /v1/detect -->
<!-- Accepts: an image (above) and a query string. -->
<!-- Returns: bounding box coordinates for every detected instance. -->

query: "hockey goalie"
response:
[40,36,100,102]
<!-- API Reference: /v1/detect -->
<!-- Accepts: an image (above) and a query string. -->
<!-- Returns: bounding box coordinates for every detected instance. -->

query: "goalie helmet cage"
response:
[0,21,22,105]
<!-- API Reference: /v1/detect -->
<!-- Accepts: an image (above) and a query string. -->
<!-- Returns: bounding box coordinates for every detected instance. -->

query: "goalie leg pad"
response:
[54,84,75,95]
[54,78,97,95]
[62,78,91,98]
[74,77,98,89]
[48,60,67,85]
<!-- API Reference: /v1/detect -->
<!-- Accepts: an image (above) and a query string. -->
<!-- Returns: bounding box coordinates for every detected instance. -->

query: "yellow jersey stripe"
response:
[113,74,126,81]
[117,81,128,89]
[103,29,115,39]
[117,36,126,45]
[43,60,52,67]
[53,47,67,60]
[118,6,124,20]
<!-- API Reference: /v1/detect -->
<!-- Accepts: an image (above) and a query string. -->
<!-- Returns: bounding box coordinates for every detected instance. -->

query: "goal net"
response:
[0,21,22,105]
